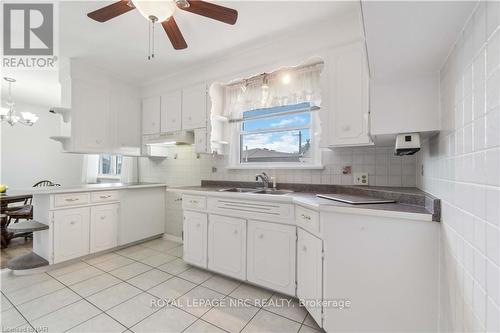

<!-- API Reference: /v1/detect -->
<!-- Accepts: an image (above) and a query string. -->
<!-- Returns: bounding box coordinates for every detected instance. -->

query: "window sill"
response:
[226,164,324,170]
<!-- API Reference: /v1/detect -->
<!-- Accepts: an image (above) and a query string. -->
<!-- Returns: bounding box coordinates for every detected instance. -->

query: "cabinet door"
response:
[247,220,296,295]
[111,89,140,154]
[161,90,182,132]
[297,228,323,326]
[183,211,208,268]
[53,207,90,263]
[142,96,161,135]
[182,83,207,130]
[324,42,371,147]
[72,80,110,151]
[208,214,246,280]
[90,204,119,253]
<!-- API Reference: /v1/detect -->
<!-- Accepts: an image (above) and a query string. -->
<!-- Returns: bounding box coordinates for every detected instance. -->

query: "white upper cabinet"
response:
[247,220,296,296]
[142,96,161,135]
[111,86,141,155]
[322,42,372,147]
[161,90,182,133]
[182,82,207,130]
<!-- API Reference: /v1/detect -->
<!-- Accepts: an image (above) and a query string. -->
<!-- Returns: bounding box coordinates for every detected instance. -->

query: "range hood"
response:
[145,131,194,146]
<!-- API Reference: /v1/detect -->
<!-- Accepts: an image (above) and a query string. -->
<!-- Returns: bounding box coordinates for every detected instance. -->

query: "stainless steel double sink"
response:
[218,187,293,195]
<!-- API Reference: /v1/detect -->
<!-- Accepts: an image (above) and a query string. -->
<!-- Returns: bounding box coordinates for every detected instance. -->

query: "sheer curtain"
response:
[222,62,323,120]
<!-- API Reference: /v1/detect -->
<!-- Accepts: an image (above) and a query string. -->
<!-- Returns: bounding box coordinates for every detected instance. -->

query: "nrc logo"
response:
[3,3,53,56]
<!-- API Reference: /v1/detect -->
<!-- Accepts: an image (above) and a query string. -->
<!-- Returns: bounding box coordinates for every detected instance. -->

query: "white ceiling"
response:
[362,0,477,81]
[1,1,357,107]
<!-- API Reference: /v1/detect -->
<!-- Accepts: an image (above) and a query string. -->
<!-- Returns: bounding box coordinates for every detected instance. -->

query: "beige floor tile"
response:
[106,293,159,328]
[242,310,301,333]
[263,294,308,323]
[176,286,225,317]
[6,278,65,305]
[229,283,273,307]
[1,292,13,311]
[157,258,190,275]
[127,269,172,291]
[84,253,122,265]
[70,273,121,297]
[165,246,183,257]
[67,313,127,332]
[140,239,181,252]
[178,267,213,284]
[93,256,135,272]
[184,319,227,333]
[138,253,177,267]
[1,271,52,293]
[121,248,160,261]
[56,266,104,286]
[148,277,196,300]
[202,274,241,295]
[1,307,27,329]
[303,313,321,330]
[298,324,323,333]
[130,305,196,333]
[109,262,151,280]
[31,299,101,333]
[202,300,259,333]
[87,282,142,311]
[16,287,81,321]
[48,262,92,277]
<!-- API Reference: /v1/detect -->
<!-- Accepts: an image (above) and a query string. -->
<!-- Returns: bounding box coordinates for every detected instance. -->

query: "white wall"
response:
[417,2,500,332]
[0,103,83,188]
[371,73,441,135]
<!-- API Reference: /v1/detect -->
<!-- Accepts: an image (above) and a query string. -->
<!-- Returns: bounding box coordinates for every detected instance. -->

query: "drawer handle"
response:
[70,221,76,225]
[301,214,311,220]
[100,216,106,220]
[65,198,79,202]
[175,198,182,202]
[99,195,111,199]
[234,229,238,235]
[259,234,264,239]
[303,246,307,252]
[190,200,199,204]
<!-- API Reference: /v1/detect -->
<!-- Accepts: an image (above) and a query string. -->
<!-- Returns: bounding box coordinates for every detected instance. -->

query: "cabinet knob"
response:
[196,223,200,227]
[234,229,238,235]
[303,246,307,252]
[70,221,76,225]
[259,234,264,239]
[342,125,350,131]
[301,214,311,220]
[100,216,105,220]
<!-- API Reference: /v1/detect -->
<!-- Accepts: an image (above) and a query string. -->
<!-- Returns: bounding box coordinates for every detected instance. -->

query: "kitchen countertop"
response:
[168,185,438,222]
[13,182,167,195]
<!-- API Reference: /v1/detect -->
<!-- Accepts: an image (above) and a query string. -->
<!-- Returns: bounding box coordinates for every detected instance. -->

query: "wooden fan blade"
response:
[161,17,188,50]
[180,0,238,25]
[87,0,135,22]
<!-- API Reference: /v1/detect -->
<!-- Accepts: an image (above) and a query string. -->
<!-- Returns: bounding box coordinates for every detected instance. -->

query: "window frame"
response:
[228,106,323,170]
[98,154,123,179]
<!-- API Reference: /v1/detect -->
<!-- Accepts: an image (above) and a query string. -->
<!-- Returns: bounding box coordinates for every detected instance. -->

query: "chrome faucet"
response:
[255,172,271,189]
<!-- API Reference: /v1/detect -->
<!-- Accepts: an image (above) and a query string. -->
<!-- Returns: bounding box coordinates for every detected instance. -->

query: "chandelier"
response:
[1,77,38,126]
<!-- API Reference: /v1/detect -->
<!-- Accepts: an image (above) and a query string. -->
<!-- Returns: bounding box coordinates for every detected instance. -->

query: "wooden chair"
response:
[5,180,60,240]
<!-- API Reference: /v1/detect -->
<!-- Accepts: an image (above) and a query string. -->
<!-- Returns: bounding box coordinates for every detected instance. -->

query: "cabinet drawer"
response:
[54,193,89,208]
[207,197,294,222]
[295,205,320,233]
[91,191,119,203]
[182,195,206,210]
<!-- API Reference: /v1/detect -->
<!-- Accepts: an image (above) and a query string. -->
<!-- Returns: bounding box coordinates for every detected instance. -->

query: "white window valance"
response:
[222,62,323,120]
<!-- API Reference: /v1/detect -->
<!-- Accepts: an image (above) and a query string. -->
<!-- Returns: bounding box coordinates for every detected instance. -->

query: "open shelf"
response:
[49,107,71,123]
[7,220,49,233]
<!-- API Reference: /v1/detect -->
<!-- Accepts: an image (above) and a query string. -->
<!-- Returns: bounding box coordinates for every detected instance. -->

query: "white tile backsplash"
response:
[417,2,500,331]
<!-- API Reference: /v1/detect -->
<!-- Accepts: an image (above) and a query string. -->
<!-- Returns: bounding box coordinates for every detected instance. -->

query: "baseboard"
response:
[162,233,182,243]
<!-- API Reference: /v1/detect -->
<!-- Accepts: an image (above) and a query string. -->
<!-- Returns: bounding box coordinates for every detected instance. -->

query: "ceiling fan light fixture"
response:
[132,0,176,22]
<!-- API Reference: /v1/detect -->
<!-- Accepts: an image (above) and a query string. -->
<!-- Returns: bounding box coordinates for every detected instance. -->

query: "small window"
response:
[238,102,315,165]
[98,154,123,177]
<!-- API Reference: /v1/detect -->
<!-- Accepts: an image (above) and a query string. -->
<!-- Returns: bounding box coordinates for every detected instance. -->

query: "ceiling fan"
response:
[87,0,238,51]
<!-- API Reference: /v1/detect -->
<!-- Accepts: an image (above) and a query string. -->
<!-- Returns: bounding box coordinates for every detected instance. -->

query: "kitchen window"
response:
[98,154,123,177]
[238,102,317,165]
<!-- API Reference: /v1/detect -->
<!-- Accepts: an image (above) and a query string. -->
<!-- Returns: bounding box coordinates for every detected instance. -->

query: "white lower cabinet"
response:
[53,207,90,263]
[90,204,119,253]
[297,228,323,326]
[208,214,246,280]
[247,220,296,296]
[183,211,208,268]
